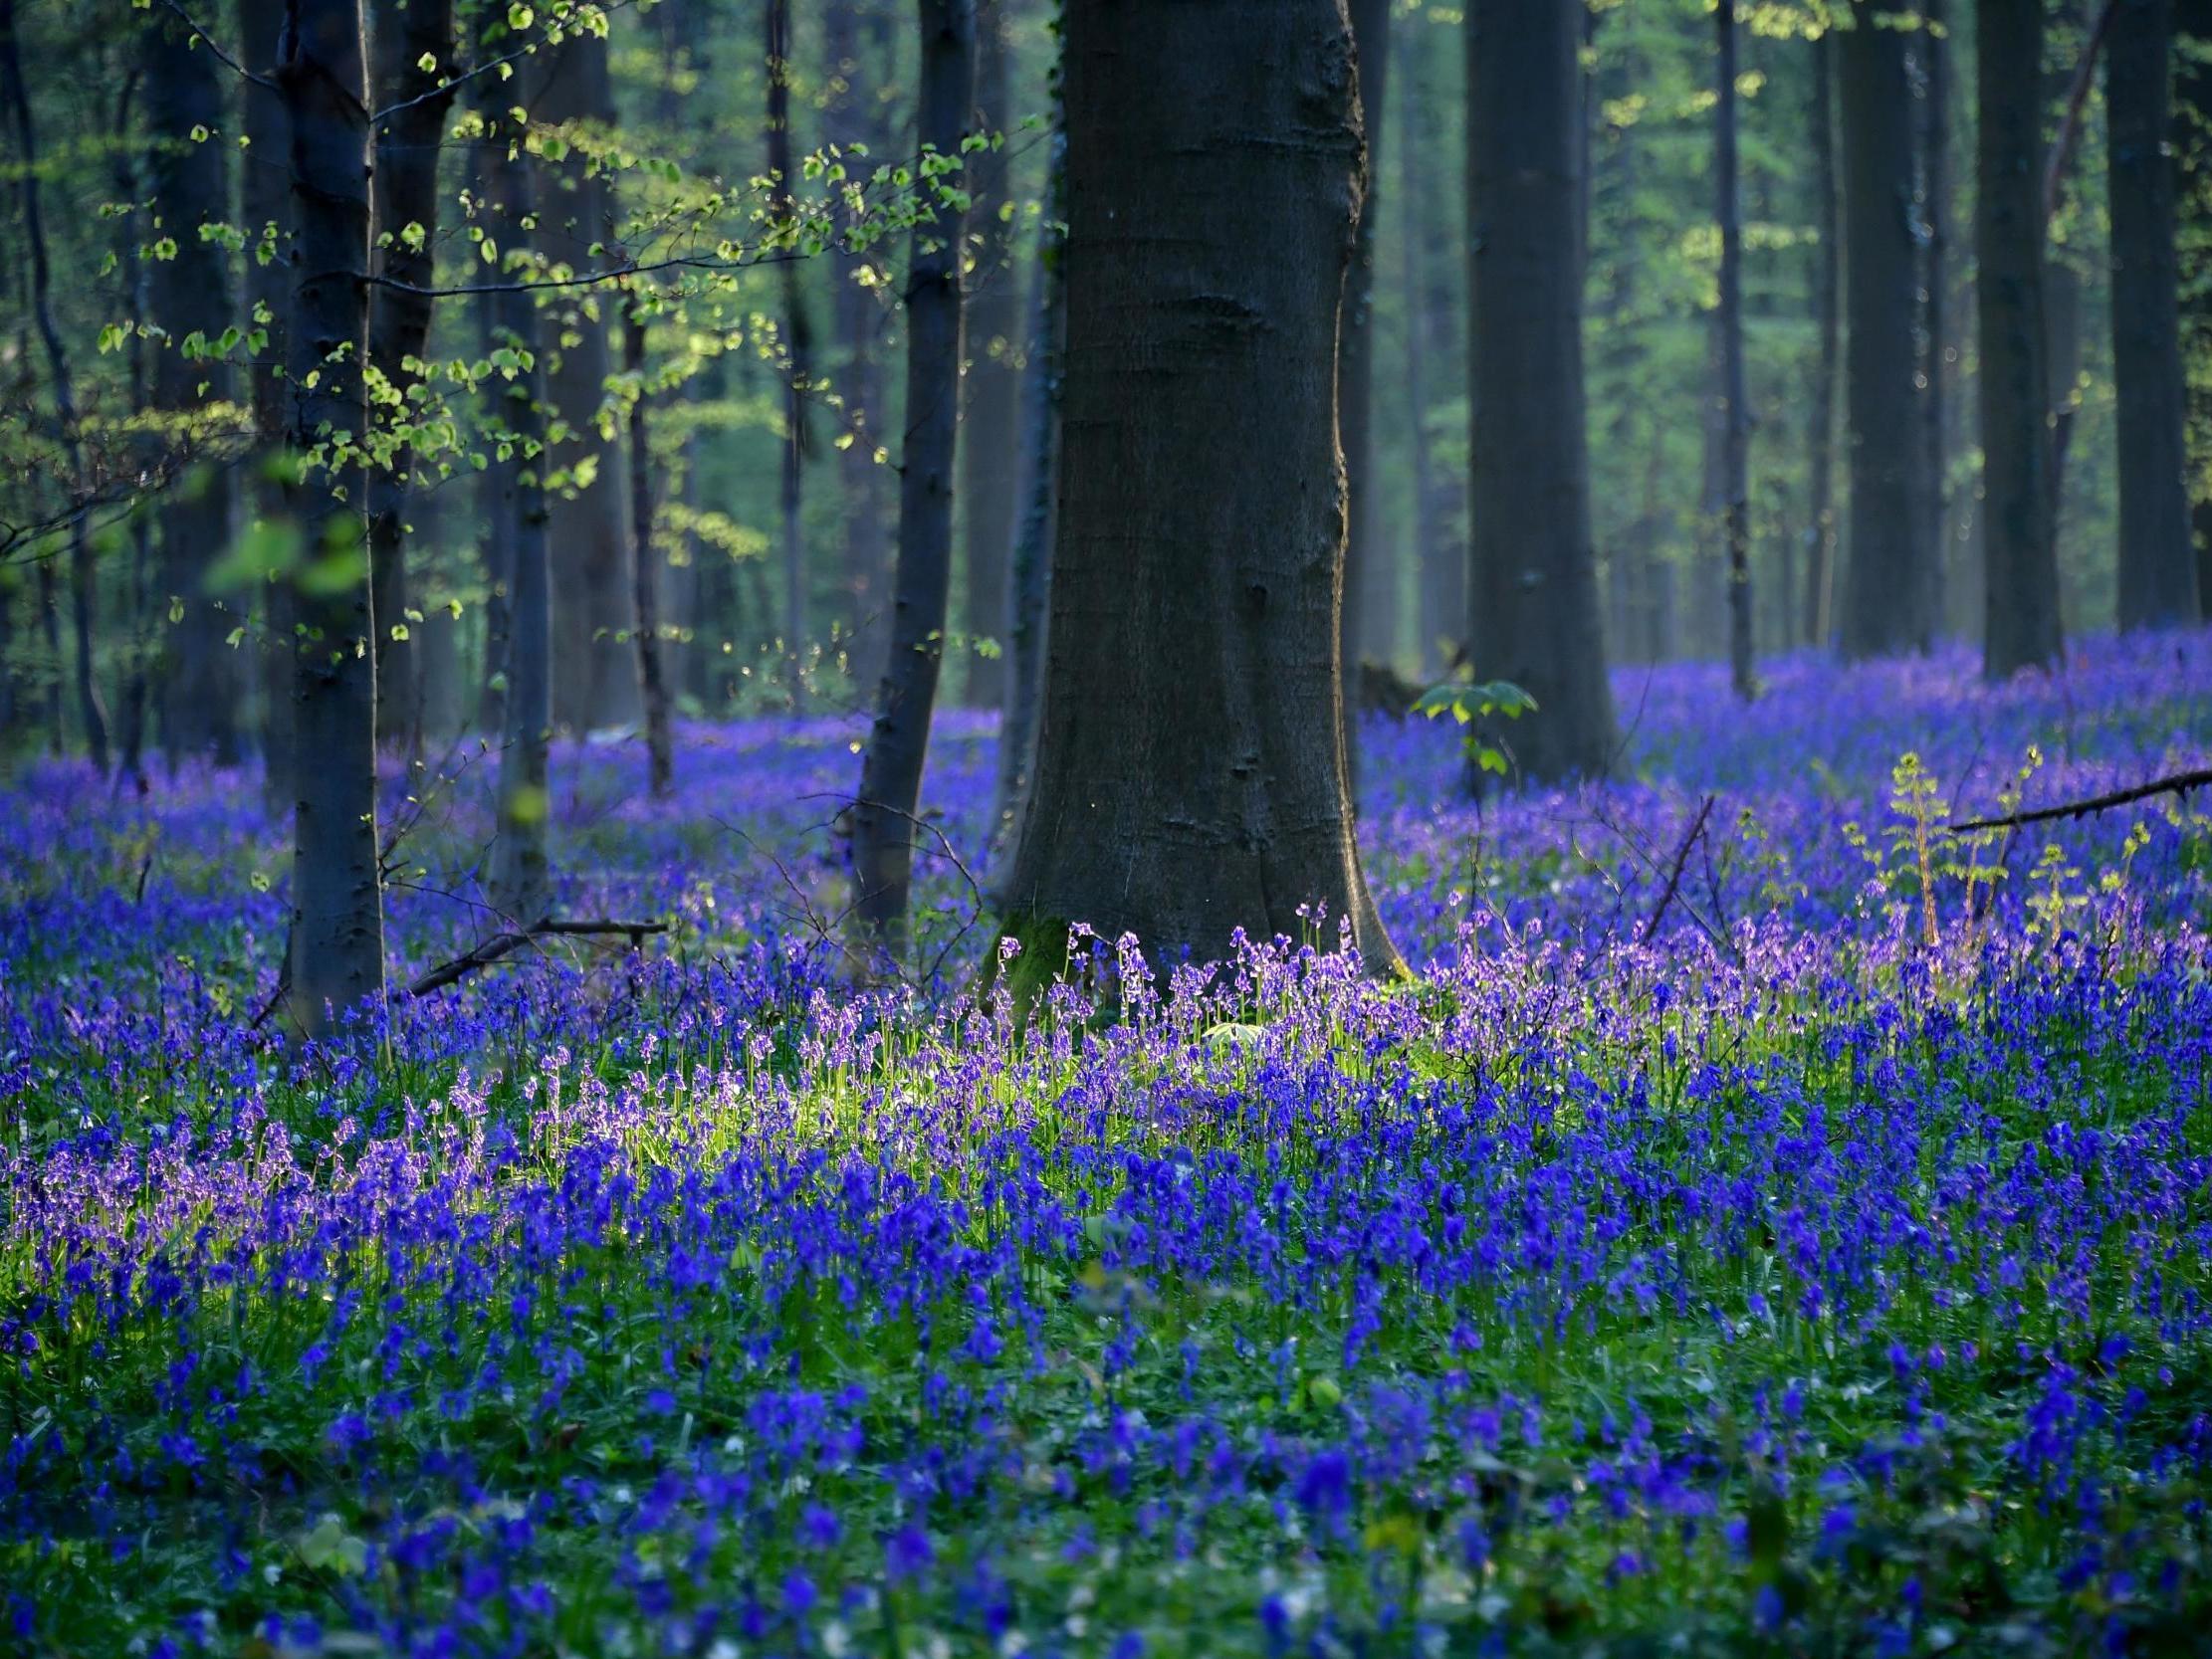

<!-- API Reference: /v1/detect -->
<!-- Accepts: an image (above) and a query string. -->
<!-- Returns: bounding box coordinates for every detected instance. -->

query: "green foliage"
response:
[1413,676,1536,775]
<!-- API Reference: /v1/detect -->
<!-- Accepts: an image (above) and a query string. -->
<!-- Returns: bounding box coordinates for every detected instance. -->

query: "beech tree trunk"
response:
[281,0,384,1036]
[1,0,109,769]
[482,105,553,923]
[1837,0,1934,659]
[1467,0,1617,782]
[766,0,814,711]
[242,0,293,807]
[1339,0,1392,722]
[2107,0,2202,627]
[1918,0,1954,632]
[1715,0,1755,700]
[826,0,896,695]
[1978,0,2064,678]
[989,123,1066,865]
[625,306,674,798]
[2180,0,2212,617]
[143,8,244,763]
[961,0,1021,711]
[1805,30,1840,649]
[850,0,973,956]
[1399,23,1461,681]
[365,0,456,748]
[528,33,637,730]
[999,0,1398,974]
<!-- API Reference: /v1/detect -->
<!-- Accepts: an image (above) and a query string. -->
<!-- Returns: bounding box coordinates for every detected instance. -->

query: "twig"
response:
[156,0,280,93]
[2044,0,2120,228]
[1948,766,2212,834]
[409,917,667,996]
[1639,794,1715,945]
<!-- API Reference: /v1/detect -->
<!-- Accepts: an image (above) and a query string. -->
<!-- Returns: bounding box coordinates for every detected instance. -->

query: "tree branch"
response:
[1949,766,2212,834]
[155,0,281,93]
[409,917,668,995]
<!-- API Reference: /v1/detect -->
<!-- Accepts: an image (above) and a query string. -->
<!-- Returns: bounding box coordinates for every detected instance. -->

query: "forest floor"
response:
[4,631,2212,1655]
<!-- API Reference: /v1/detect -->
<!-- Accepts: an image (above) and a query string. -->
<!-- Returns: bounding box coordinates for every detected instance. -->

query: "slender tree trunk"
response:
[1467,0,1617,782]
[625,305,674,798]
[1979,0,2064,677]
[111,120,154,795]
[1339,0,1392,730]
[242,0,294,808]
[1716,0,1755,700]
[281,0,384,1036]
[481,104,553,923]
[1404,22,1465,680]
[475,277,515,737]
[143,7,244,763]
[961,0,1021,710]
[767,0,814,711]
[851,0,974,957]
[529,33,637,730]
[1,0,109,768]
[2179,0,2212,617]
[1919,0,1954,634]
[2107,0,2201,626]
[1837,0,1934,659]
[1805,31,1840,649]
[365,0,456,749]
[826,0,895,696]
[1000,0,1397,974]
[989,123,1065,865]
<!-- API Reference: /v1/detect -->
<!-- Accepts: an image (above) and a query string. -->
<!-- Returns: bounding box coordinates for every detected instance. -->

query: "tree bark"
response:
[481,104,554,923]
[527,32,637,730]
[2107,0,2202,627]
[960,0,1021,711]
[1403,18,1465,680]
[1918,0,1954,633]
[989,123,1065,866]
[767,0,814,711]
[1,0,109,769]
[2180,0,2212,617]
[1805,29,1840,649]
[1978,0,2064,677]
[1339,0,1392,726]
[850,0,973,957]
[365,0,456,749]
[143,6,244,763]
[999,0,1398,975]
[1837,0,1935,659]
[1467,0,1617,782]
[625,305,674,798]
[1715,0,1755,700]
[825,0,896,697]
[242,0,294,808]
[281,0,384,1036]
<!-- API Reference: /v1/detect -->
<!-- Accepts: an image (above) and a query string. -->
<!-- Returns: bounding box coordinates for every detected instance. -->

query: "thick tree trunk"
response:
[1978,0,2064,677]
[1837,0,1934,659]
[242,0,293,807]
[365,0,456,748]
[143,8,244,763]
[989,124,1066,865]
[1467,0,1617,782]
[767,0,814,711]
[2180,0,2212,617]
[528,33,637,730]
[281,0,384,1036]
[1,0,109,768]
[1403,22,1465,680]
[961,0,1021,711]
[481,109,554,923]
[625,306,674,798]
[826,0,895,696]
[1715,0,1755,700]
[2107,0,2201,627]
[1339,0,1392,726]
[1805,31,1840,649]
[1000,0,1398,974]
[850,0,973,956]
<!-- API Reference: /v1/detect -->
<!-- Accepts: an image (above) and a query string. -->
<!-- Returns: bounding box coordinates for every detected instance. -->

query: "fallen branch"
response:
[1949,766,2212,835]
[1640,794,1716,945]
[409,918,668,996]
